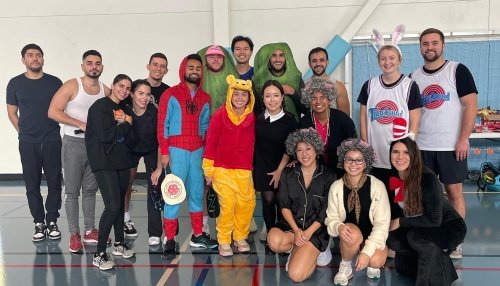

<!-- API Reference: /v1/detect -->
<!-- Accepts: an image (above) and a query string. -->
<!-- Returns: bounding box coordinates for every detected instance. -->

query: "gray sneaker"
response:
[112,242,135,259]
[93,252,115,270]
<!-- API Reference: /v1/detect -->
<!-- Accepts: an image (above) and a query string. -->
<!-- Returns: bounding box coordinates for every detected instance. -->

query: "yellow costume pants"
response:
[212,168,256,244]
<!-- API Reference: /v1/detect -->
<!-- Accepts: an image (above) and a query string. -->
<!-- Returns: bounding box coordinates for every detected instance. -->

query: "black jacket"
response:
[300,108,357,175]
[86,96,134,172]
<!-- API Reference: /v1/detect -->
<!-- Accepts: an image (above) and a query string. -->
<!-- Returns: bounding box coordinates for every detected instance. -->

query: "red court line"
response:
[1,264,500,272]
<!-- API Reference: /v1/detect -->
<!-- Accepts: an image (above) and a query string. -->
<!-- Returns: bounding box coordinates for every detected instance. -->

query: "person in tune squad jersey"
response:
[411,28,478,259]
[358,26,422,196]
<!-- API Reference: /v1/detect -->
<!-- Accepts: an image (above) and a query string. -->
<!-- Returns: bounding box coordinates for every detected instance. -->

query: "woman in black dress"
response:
[253,80,297,248]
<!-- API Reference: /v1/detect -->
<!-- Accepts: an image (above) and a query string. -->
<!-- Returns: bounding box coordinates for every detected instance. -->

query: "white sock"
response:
[341,259,351,266]
[124,212,130,222]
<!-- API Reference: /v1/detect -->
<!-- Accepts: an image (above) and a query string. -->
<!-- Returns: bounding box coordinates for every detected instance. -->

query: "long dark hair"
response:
[390,137,423,216]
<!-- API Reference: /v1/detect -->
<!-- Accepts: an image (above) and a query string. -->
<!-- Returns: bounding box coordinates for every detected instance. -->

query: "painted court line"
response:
[156,231,193,286]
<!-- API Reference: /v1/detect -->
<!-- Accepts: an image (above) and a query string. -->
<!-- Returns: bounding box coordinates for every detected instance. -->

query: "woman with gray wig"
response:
[299,78,356,177]
[267,128,336,282]
[325,138,390,285]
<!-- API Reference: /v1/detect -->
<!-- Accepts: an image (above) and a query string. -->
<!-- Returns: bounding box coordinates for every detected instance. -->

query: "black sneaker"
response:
[32,223,46,242]
[124,220,138,237]
[47,222,61,240]
[162,239,177,260]
[189,232,218,249]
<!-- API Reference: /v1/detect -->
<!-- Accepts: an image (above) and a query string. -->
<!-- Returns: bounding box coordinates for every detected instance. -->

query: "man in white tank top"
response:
[411,28,478,259]
[48,50,110,254]
[306,47,350,116]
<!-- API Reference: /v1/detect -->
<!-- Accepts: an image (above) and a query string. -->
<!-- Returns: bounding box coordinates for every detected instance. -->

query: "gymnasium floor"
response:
[0,179,499,286]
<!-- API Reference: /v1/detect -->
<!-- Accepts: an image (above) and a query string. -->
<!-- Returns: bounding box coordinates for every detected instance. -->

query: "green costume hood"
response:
[253,42,302,120]
[253,42,302,95]
[197,45,238,115]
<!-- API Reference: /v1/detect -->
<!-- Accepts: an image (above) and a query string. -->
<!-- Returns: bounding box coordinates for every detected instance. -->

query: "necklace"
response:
[301,166,316,176]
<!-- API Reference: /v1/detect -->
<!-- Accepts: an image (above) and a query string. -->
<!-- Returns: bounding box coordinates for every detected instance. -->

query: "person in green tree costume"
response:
[253,43,303,121]
[197,45,239,115]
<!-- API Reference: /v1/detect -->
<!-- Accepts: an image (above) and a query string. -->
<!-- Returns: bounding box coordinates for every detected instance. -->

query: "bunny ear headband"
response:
[373,24,405,58]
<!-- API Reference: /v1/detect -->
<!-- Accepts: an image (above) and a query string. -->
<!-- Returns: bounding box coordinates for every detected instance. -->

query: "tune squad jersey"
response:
[358,75,421,168]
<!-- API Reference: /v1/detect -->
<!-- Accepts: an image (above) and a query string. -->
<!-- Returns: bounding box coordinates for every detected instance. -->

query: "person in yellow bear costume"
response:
[202,75,256,257]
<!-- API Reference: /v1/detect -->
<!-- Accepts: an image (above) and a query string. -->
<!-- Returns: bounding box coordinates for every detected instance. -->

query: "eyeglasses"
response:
[344,157,365,165]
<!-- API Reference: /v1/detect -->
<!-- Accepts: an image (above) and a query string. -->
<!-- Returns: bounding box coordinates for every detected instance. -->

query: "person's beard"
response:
[185,74,200,84]
[86,70,101,79]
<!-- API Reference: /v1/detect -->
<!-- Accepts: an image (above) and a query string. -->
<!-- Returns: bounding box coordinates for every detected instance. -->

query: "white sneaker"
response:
[259,226,267,242]
[449,243,463,259]
[334,261,353,286]
[367,267,381,279]
[316,249,332,266]
[148,236,161,246]
[249,218,258,233]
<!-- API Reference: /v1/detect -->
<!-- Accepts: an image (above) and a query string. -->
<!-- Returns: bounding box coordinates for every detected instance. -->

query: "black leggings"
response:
[261,190,282,232]
[94,169,130,253]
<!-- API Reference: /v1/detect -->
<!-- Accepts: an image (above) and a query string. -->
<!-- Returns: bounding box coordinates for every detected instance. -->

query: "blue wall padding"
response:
[303,35,352,80]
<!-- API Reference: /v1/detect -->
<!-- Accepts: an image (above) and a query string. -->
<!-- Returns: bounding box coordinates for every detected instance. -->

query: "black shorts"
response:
[420,150,468,184]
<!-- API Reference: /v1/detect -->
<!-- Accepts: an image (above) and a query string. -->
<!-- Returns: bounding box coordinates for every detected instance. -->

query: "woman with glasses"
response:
[300,77,356,177]
[325,138,390,286]
[267,128,336,282]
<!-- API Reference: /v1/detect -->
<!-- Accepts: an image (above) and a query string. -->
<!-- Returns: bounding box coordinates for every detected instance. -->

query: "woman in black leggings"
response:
[86,74,136,270]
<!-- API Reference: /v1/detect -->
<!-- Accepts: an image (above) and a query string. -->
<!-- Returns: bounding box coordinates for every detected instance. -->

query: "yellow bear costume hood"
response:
[225,75,255,125]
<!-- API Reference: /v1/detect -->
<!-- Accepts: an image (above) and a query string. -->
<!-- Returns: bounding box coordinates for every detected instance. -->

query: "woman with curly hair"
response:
[300,77,356,177]
[325,139,390,285]
[387,137,466,285]
[267,128,336,282]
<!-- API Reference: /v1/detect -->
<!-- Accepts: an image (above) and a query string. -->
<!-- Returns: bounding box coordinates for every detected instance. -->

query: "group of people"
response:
[6,26,475,285]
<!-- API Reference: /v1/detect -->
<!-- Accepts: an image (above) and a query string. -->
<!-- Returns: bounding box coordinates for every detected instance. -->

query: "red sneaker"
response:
[69,233,83,254]
[83,229,111,244]
[83,229,99,244]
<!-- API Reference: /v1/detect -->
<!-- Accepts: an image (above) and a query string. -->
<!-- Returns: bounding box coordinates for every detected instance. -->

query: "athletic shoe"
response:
[83,229,99,243]
[367,267,381,279]
[112,242,135,259]
[190,233,218,249]
[32,223,46,242]
[449,243,463,259]
[47,222,61,240]
[316,248,332,266]
[93,252,115,271]
[334,261,353,286]
[219,244,233,257]
[259,226,267,242]
[148,236,161,246]
[162,239,177,260]
[124,220,138,237]
[69,233,83,254]
[234,239,250,253]
[249,218,258,233]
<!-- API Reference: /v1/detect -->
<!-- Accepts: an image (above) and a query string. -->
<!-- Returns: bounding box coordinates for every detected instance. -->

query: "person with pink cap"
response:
[197,45,238,115]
